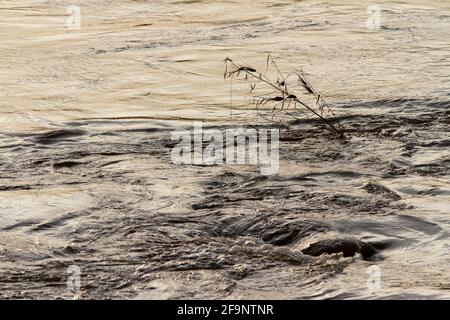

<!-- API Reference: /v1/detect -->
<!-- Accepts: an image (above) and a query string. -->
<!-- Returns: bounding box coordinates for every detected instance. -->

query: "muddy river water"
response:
[0,0,449,299]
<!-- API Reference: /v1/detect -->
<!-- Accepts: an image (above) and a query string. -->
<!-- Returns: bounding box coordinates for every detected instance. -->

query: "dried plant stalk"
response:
[224,55,344,137]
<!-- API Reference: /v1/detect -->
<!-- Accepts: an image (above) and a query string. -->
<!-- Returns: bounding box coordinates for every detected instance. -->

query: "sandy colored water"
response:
[0,0,449,299]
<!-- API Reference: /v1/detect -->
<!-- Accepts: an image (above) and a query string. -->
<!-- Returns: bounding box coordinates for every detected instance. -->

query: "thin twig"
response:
[224,56,344,137]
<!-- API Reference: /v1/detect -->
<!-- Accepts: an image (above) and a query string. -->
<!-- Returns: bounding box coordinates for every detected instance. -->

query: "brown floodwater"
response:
[0,0,449,299]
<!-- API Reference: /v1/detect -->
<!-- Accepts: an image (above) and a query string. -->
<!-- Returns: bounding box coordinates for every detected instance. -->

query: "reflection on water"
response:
[0,0,449,299]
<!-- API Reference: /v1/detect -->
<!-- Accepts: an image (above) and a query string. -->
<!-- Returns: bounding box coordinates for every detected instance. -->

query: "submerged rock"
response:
[301,238,377,260]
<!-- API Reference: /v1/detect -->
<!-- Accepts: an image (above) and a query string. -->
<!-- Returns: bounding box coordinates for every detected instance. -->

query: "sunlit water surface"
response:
[0,0,449,299]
